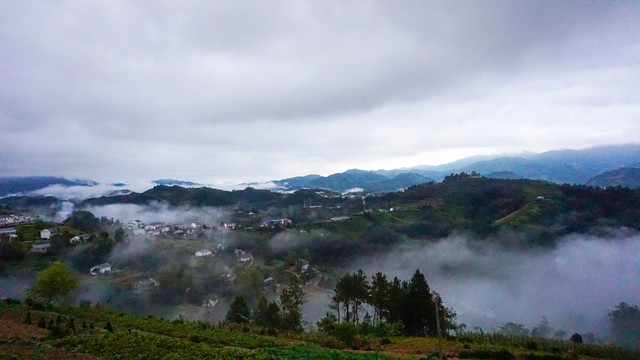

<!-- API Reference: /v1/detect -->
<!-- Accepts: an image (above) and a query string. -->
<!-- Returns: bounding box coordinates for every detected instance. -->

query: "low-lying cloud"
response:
[350,233,640,336]
[29,182,155,201]
[82,202,227,225]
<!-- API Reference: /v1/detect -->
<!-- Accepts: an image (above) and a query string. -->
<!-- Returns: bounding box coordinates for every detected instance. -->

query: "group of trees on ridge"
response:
[319,269,456,337]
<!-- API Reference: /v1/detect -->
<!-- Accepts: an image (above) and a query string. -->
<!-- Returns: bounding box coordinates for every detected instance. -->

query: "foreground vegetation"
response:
[1,299,639,360]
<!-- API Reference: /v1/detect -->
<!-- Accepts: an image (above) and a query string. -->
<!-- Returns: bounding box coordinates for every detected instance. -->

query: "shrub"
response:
[334,322,358,348]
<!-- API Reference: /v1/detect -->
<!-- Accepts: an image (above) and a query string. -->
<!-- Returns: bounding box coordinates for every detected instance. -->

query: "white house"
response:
[330,216,350,221]
[90,262,112,275]
[195,249,213,257]
[70,234,92,244]
[40,228,57,239]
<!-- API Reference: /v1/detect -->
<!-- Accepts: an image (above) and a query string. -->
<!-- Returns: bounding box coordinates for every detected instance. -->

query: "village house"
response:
[330,216,350,221]
[234,248,253,262]
[40,228,57,239]
[260,218,292,228]
[238,253,253,263]
[297,259,311,275]
[195,249,213,257]
[134,277,159,292]
[132,228,146,237]
[70,234,92,244]
[31,242,51,253]
[263,277,275,288]
[0,227,17,239]
[90,262,112,275]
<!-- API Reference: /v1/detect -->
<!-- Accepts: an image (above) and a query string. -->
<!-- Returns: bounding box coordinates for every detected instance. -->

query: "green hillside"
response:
[2,300,637,360]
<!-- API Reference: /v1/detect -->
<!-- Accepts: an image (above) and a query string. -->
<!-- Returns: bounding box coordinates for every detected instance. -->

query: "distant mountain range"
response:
[3,144,640,198]
[152,179,202,186]
[271,144,640,192]
[0,176,93,197]
[273,169,432,193]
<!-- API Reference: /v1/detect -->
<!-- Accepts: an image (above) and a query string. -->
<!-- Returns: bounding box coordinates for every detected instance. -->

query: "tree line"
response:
[226,279,306,333]
[322,269,456,337]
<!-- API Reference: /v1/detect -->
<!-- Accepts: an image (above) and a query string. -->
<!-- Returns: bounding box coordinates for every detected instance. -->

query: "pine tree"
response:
[253,296,269,327]
[404,269,434,336]
[351,270,370,325]
[280,279,305,332]
[265,302,282,329]
[370,272,389,324]
[386,277,406,324]
[226,295,251,324]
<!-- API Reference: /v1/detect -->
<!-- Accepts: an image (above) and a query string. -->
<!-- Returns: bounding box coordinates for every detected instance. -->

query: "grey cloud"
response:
[1,1,639,182]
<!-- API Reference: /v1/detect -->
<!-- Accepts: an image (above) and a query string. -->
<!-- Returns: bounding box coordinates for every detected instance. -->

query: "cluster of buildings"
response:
[260,218,292,229]
[0,214,33,227]
[124,220,208,238]
[88,261,158,294]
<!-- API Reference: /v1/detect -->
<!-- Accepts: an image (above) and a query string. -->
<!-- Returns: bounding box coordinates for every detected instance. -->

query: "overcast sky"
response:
[1,1,639,184]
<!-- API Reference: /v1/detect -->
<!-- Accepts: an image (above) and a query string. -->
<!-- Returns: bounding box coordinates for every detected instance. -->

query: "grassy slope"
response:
[2,301,639,360]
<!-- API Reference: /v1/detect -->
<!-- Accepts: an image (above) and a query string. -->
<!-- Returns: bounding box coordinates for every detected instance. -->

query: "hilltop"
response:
[586,167,640,189]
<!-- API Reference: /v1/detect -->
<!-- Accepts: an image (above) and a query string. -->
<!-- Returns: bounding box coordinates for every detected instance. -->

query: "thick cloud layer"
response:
[350,234,640,335]
[1,1,639,183]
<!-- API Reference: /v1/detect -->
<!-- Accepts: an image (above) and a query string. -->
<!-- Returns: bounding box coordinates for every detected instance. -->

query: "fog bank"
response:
[83,202,227,225]
[350,233,640,335]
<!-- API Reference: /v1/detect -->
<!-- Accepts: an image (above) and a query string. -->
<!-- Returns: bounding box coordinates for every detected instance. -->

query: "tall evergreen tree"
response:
[334,273,353,322]
[404,269,434,336]
[226,295,251,324]
[386,276,406,325]
[265,301,282,329]
[370,272,390,324]
[351,270,370,325]
[280,279,305,332]
[253,296,269,327]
